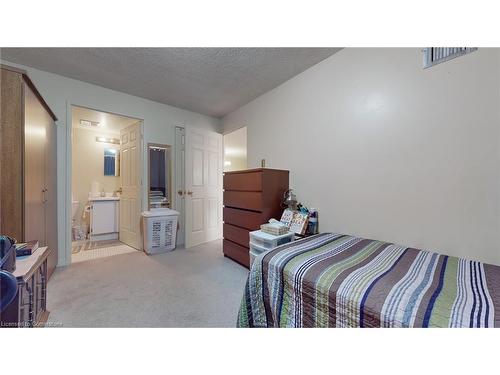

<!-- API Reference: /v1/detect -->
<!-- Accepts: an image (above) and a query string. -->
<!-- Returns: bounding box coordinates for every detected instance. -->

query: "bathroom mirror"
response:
[148,143,172,209]
[104,148,120,176]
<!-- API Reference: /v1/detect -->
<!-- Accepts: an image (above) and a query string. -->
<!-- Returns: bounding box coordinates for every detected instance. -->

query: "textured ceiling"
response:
[0,48,341,117]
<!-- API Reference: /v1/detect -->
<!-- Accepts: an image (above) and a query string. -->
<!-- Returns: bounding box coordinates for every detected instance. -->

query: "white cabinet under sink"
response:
[89,198,119,241]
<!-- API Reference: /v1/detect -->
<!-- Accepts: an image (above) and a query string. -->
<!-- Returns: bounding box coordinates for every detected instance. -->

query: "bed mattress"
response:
[237,233,500,328]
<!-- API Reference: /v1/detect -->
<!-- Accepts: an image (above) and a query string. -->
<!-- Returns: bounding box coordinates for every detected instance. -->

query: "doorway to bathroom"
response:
[70,105,143,263]
[223,126,247,172]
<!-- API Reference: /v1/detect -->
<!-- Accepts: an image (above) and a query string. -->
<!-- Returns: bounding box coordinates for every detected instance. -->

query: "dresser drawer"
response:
[223,207,266,230]
[223,239,249,268]
[223,223,250,248]
[224,191,262,211]
[224,171,262,191]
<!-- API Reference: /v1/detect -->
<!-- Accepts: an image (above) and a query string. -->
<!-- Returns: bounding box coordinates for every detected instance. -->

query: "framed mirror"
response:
[148,143,172,209]
[104,148,119,176]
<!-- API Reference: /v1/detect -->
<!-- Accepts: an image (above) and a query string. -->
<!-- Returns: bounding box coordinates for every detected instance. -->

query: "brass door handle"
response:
[116,187,123,194]
[187,191,193,196]
[177,190,184,196]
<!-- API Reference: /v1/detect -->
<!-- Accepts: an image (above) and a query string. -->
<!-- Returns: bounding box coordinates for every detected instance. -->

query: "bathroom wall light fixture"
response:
[80,119,101,128]
[96,136,120,145]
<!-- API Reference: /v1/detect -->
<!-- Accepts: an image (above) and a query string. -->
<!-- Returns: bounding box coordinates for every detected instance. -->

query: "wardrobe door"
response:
[45,113,58,277]
[23,83,47,245]
[0,68,23,240]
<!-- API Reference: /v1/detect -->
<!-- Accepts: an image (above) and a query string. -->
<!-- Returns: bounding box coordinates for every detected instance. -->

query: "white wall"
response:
[223,48,500,265]
[1,59,221,266]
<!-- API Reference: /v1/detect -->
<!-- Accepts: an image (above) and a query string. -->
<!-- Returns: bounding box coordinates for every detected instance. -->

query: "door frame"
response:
[64,103,144,265]
[174,126,185,246]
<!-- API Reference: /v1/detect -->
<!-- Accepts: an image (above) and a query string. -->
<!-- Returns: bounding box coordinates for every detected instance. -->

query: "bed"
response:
[237,233,500,328]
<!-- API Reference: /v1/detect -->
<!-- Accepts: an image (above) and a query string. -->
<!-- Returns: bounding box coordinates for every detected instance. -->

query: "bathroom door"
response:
[184,126,223,248]
[119,122,142,249]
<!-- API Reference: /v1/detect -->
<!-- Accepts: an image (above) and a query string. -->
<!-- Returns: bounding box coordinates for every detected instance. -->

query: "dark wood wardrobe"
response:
[223,168,289,268]
[0,64,58,277]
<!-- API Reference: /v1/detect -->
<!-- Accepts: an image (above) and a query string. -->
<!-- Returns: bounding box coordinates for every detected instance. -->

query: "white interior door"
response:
[120,122,142,249]
[184,126,223,248]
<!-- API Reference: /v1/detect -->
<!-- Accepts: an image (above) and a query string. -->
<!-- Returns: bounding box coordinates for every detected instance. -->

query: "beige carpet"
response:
[47,239,249,327]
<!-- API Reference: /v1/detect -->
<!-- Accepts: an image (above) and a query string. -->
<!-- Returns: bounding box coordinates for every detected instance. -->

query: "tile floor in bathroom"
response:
[71,240,138,263]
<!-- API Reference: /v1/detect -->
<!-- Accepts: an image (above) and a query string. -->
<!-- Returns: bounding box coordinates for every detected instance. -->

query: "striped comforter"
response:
[237,233,500,328]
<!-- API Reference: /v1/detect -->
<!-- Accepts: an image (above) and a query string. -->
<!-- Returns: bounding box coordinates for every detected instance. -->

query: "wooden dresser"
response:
[223,168,289,268]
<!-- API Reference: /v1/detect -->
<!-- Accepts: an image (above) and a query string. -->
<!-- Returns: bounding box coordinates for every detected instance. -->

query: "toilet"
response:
[72,200,79,224]
[71,199,87,241]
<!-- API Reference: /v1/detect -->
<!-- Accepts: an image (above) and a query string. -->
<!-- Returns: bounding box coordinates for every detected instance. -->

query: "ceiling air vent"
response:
[423,47,477,69]
[80,119,100,128]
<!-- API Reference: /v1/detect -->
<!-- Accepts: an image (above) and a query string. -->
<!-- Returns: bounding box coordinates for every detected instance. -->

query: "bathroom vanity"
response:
[89,197,119,241]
